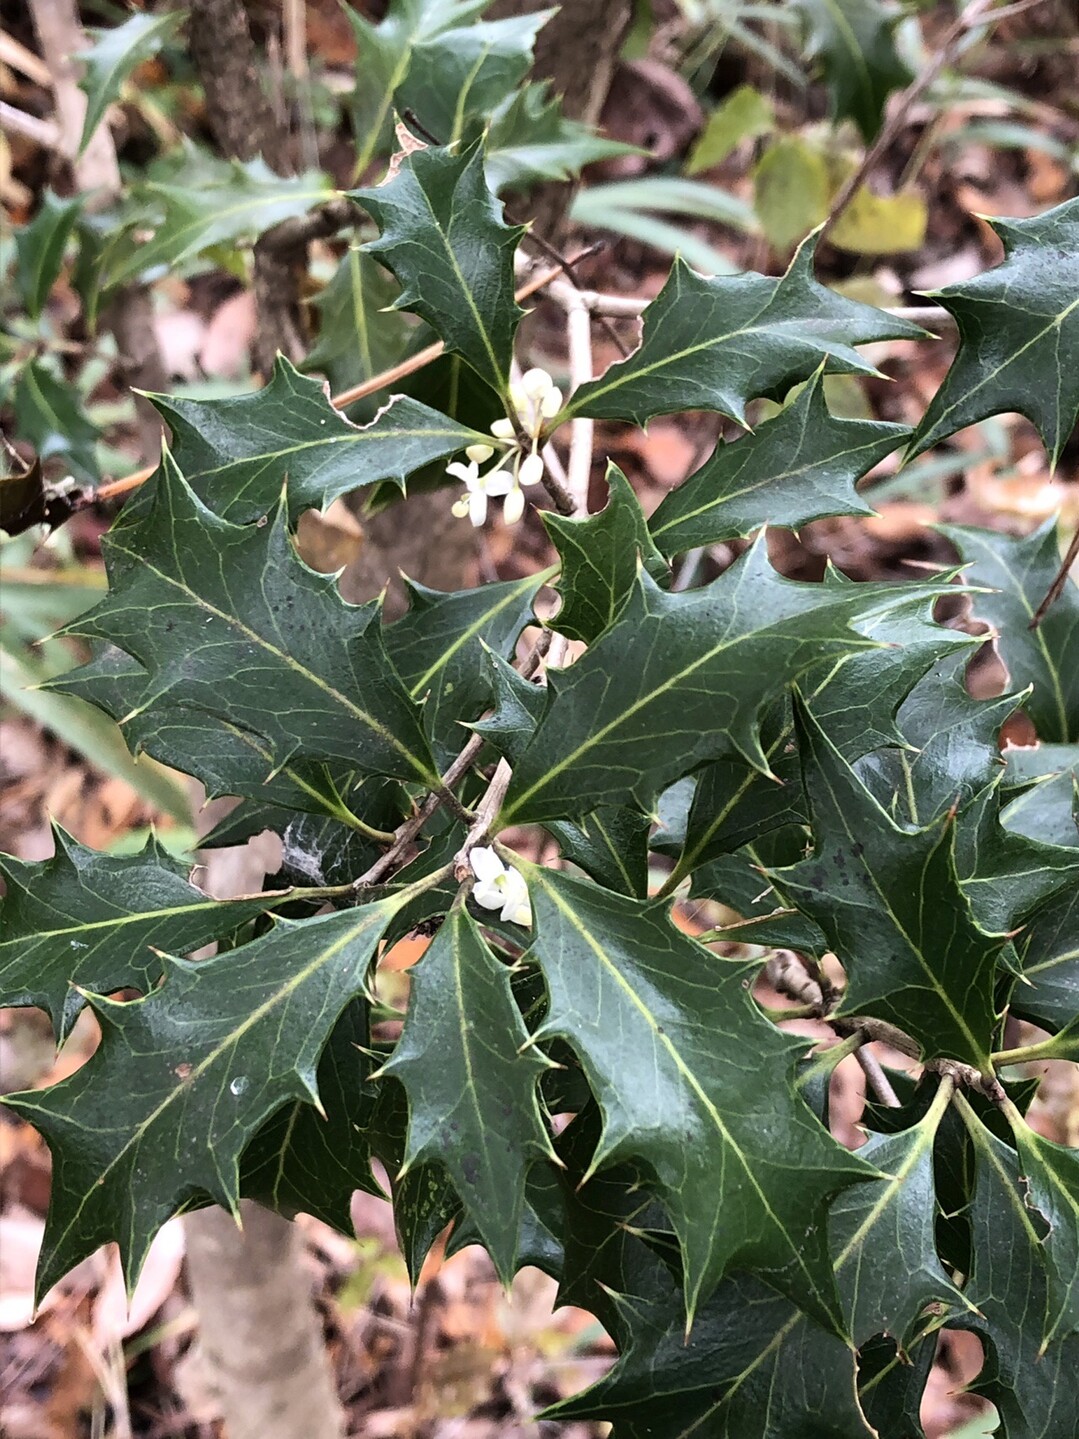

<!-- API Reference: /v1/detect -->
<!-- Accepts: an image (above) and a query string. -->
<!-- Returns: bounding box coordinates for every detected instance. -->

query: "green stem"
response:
[993,1033,1078,1067]
[756,1002,820,1022]
[326,802,397,845]
[290,860,455,906]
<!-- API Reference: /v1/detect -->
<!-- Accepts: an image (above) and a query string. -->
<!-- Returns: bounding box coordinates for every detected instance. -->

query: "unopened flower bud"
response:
[518,452,545,487]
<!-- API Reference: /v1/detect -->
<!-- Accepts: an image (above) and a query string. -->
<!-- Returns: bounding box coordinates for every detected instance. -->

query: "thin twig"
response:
[832,1014,922,1060]
[0,101,61,148]
[558,282,596,511]
[400,107,443,148]
[256,197,358,254]
[543,283,952,329]
[519,229,630,357]
[820,0,1011,244]
[351,735,485,891]
[453,757,513,879]
[535,457,578,515]
[856,1046,902,1108]
[1030,523,1079,628]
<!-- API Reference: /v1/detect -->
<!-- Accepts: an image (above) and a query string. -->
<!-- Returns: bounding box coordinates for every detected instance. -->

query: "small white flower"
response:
[447,460,513,527]
[489,417,516,441]
[504,368,563,440]
[469,846,532,927]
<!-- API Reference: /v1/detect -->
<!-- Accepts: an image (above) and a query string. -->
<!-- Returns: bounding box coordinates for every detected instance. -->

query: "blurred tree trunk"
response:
[183,1202,345,1439]
[181,822,346,1439]
[489,0,632,241]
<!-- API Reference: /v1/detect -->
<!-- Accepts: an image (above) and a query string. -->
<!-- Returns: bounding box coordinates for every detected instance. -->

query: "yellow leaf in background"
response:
[753,137,830,251]
[687,85,774,174]
[830,186,928,255]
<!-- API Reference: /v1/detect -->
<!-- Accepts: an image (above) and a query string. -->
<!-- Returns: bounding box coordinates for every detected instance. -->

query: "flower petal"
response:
[465,442,494,464]
[468,489,488,526]
[540,386,563,419]
[499,869,532,927]
[503,485,525,525]
[518,452,544,487]
[473,879,505,912]
[445,460,478,485]
[470,846,505,884]
[482,469,514,496]
[521,367,553,399]
[490,417,516,441]
[451,496,471,519]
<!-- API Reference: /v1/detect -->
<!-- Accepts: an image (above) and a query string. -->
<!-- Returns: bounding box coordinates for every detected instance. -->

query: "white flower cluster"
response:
[468,846,532,927]
[448,367,562,527]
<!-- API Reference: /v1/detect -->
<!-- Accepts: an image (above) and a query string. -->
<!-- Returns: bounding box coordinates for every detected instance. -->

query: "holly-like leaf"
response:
[910,197,1079,467]
[522,866,876,1328]
[352,142,523,397]
[150,357,485,524]
[547,808,651,898]
[1005,1107,1079,1350]
[956,1109,1079,1439]
[500,537,951,826]
[13,360,100,484]
[677,596,974,883]
[345,0,489,173]
[470,659,648,893]
[52,645,384,828]
[4,898,400,1301]
[384,570,545,764]
[862,654,1018,826]
[829,1083,966,1349]
[554,1078,959,1438]
[14,192,83,320]
[77,10,185,154]
[303,245,410,399]
[954,781,1079,934]
[380,907,553,1281]
[555,1270,873,1439]
[0,829,283,1041]
[544,465,668,644]
[1013,885,1079,1041]
[68,456,438,790]
[240,999,382,1232]
[940,520,1079,743]
[484,82,636,191]
[472,648,546,764]
[648,369,906,556]
[563,236,924,428]
[767,700,1006,1068]
[101,156,334,292]
[396,9,552,149]
[796,0,911,142]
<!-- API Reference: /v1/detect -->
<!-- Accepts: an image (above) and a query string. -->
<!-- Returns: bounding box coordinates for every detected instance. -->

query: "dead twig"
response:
[820,0,1023,245]
[1030,523,1079,628]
